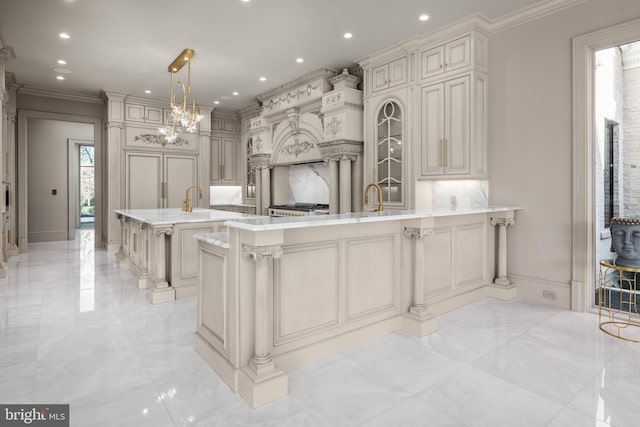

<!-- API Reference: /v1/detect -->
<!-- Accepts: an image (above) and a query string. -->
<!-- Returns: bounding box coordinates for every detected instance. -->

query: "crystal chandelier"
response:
[159,48,203,143]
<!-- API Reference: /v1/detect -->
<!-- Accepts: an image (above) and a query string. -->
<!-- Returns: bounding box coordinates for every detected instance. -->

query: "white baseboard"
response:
[510,274,571,309]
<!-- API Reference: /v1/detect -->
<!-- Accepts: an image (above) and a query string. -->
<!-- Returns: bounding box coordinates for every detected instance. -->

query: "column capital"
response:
[490,217,515,227]
[404,227,433,240]
[242,244,283,262]
[153,225,174,236]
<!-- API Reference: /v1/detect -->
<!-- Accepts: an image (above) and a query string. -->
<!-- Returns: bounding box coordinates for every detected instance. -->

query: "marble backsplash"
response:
[289,163,329,204]
[431,180,489,211]
[210,185,242,204]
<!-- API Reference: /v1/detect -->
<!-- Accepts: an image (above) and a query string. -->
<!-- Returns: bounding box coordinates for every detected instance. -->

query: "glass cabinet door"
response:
[376,101,403,204]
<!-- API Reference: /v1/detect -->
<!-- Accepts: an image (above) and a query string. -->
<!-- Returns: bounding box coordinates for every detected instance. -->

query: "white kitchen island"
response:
[115,208,258,304]
[193,206,519,407]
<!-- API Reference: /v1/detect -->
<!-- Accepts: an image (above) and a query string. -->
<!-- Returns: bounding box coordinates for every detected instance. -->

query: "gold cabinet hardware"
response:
[444,138,448,168]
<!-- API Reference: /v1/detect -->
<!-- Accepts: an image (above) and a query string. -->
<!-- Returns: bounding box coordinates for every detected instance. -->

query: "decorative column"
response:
[241,244,283,371]
[491,217,515,286]
[339,155,354,213]
[147,224,176,304]
[101,91,127,252]
[248,115,272,216]
[401,226,438,336]
[0,47,14,277]
[115,213,128,266]
[328,157,339,214]
[261,166,271,216]
[319,69,364,213]
[489,212,517,300]
[238,243,288,407]
[352,155,363,212]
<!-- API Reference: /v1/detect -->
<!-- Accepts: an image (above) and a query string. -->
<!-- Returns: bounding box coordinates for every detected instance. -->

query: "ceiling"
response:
[0,0,544,111]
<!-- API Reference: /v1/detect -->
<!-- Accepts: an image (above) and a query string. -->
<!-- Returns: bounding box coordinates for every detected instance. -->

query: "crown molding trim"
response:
[18,85,104,104]
[488,0,588,33]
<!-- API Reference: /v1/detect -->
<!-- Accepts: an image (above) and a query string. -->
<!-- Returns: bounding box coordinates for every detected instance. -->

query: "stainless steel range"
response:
[268,203,330,217]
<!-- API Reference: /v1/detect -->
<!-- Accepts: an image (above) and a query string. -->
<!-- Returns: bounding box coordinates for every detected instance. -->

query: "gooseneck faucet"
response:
[363,183,384,212]
[182,185,203,213]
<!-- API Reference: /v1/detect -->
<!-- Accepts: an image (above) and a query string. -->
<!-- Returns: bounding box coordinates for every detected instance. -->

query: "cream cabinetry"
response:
[210,110,240,185]
[419,72,486,178]
[371,57,408,93]
[423,215,487,298]
[210,136,237,184]
[125,151,198,209]
[125,103,164,124]
[420,35,471,80]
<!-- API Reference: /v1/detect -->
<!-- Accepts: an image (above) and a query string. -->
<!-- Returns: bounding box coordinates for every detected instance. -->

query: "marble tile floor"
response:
[1,230,640,426]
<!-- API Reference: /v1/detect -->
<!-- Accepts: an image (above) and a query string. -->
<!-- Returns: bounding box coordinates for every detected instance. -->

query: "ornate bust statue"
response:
[610,218,640,268]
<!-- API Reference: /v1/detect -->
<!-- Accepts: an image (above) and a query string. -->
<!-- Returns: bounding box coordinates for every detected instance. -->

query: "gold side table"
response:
[598,259,640,343]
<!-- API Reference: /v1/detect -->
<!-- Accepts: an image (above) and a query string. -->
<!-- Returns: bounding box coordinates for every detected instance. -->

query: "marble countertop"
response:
[115,208,260,226]
[195,231,229,248]
[224,206,522,232]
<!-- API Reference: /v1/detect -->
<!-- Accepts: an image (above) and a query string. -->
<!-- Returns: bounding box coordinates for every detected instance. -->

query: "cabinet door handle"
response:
[439,140,443,167]
[444,62,448,67]
[221,164,225,179]
[444,139,448,168]
[439,64,443,69]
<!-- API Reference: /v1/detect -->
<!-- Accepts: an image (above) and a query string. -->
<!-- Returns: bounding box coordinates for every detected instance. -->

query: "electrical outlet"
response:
[51,189,57,195]
[542,290,557,300]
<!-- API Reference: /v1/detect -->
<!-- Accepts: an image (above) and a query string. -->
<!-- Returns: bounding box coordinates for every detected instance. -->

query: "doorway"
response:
[68,139,95,239]
[18,110,102,251]
[572,17,640,312]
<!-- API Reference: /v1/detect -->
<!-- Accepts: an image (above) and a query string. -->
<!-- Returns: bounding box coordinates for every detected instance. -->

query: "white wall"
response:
[27,118,93,242]
[488,0,640,308]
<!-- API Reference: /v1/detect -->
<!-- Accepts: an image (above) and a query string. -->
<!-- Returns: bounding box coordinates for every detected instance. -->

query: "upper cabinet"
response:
[420,35,471,80]
[210,110,241,185]
[360,26,489,208]
[371,57,408,94]
[125,103,164,125]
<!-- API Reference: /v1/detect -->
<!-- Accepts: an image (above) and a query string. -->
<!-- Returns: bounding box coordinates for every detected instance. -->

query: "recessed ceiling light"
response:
[144,90,151,94]
[419,14,429,21]
[343,32,353,39]
[296,58,304,63]
[56,76,65,80]
[241,0,251,2]
[214,101,220,105]
[232,91,239,96]
[57,59,67,65]
[59,32,70,39]
[259,77,266,81]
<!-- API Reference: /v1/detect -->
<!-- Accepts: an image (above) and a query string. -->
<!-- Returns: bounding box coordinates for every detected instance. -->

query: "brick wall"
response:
[623,65,640,214]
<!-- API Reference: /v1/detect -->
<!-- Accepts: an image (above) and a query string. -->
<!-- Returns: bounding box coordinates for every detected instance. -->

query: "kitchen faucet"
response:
[363,183,384,212]
[182,185,202,213]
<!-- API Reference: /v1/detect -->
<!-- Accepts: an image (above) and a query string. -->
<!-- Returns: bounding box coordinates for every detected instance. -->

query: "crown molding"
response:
[488,0,588,33]
[18,85,103,104]
[256,68,339,102]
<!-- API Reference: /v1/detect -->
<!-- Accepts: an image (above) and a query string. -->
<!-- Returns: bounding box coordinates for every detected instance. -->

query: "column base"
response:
[146,280,176,304]
[401,310,438,337]
[488,281,517,300]
[6,244,18,258]
[119,258,130,270]
[129,263,148,289]
[238,364,288,408]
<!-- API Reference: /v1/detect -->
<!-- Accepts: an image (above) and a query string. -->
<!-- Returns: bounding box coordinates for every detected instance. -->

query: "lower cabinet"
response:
[423,214,487,300]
